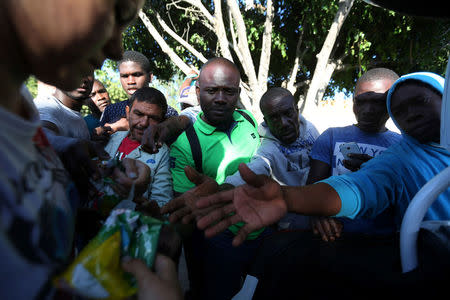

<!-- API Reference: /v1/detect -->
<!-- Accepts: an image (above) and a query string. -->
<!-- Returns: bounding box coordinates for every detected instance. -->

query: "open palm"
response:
[197,163,287,246]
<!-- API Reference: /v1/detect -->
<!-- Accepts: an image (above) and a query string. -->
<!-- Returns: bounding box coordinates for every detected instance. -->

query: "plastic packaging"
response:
[55,209,166,299]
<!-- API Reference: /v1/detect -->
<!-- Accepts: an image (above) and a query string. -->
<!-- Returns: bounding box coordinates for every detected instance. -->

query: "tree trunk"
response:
[302,0,354,119]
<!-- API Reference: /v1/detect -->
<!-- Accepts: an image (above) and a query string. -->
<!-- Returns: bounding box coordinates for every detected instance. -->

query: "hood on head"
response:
[386,71,445,134]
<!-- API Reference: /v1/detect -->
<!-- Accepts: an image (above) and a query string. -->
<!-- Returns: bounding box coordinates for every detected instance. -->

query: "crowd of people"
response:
[0,0,449,300]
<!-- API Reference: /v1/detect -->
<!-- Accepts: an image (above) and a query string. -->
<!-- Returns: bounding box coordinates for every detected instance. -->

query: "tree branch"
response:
[212,0,234,61]
[167,0,214,26]
[226,0,258,98]
[228,9,244,63]
[156,12,207,64]
[138,10,192,75]
[303,0,354,113]
[257,0,274,92]
[287,27,308,94]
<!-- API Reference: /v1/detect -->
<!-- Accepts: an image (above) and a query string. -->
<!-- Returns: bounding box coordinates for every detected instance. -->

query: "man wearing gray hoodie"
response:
[224,87,319,228]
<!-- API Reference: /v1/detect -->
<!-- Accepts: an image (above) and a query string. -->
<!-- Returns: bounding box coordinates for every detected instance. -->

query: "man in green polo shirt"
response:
[168,57,270,300]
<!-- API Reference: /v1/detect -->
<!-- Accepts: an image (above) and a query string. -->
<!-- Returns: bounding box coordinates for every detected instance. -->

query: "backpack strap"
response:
[185,124,203,173]
[185,110,255,174]
[236,109,256,128]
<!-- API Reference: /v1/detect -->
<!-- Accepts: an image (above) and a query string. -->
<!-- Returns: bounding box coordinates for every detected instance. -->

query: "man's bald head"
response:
[198,57,241,85]
[196,57,241,129]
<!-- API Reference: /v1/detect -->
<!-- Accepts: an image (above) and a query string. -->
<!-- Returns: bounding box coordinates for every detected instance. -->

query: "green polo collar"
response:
[195,110,246,135]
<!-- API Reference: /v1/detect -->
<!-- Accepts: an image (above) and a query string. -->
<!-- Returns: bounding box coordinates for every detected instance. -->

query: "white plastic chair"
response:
[399,166,450,273]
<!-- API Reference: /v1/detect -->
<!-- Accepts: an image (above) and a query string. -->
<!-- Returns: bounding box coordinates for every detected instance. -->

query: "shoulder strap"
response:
[236,110,256,128]
[185,124,203,173]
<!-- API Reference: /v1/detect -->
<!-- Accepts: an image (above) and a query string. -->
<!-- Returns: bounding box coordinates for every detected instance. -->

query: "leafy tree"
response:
[121,0,449,121]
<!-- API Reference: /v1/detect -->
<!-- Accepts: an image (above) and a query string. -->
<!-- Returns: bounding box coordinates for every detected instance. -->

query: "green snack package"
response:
[54,209,166,299]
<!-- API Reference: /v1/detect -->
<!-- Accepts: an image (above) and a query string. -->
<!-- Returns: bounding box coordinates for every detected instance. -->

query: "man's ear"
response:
[352,100,358,116]
[126,105,131,119]
[148,73,153,83]
[196,85,200,102]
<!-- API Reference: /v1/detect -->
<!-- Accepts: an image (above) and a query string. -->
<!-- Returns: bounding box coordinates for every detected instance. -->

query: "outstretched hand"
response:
[161,166,219,224]
[196,163,287,246]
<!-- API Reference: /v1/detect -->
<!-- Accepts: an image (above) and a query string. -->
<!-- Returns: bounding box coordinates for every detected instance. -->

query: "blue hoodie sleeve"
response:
[321,148,403,220]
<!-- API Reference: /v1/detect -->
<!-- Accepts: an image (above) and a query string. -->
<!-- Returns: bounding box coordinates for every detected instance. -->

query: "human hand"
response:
[105,117,129,133]
[161,166,219,224]
[311,217,343,242]
[60,139,110,203]
[141,116,191,153]
[122,255,183,300]
[136,199,163,219]
[343,153,372,171]
[196,163,287,246]
[111,158,151,199]
[92,126,112,145]
[157,225,182,264]
[141,122,171,154]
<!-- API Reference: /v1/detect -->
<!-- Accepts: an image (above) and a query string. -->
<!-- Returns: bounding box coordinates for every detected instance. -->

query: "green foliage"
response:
[123,0,449,102]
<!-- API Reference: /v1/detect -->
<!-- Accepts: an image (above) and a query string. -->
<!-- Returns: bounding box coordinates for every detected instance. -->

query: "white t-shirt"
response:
[0,86,78,299]
[34,93,90,140]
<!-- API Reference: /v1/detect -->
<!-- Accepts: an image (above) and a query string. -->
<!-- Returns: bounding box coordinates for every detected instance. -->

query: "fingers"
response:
[197,202,237,231]
[121,159,151,195]
[120,158,139,179]
[90,141,110,161]
[142,124,165,154]
[347,153,372,162]
[239,164,261,187]
[232,223,255,247]
[181,212,196,224]
[141,125,157,154]
[184,166,203,186]
[196,188,234,209]
[329,219,342,239]
[161,197,185,215]
[122,258,158,285]
[342,158,362,172]
[317,218,332,242]
[153,254,179,282]
[168,206,192,223]
[238,163,267,188]
[313,218,341,242]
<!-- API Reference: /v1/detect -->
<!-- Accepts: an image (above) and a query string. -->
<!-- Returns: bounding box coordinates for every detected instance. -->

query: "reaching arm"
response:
[141,115,192,154]
[104,117,129,133]
[196,163,342,246]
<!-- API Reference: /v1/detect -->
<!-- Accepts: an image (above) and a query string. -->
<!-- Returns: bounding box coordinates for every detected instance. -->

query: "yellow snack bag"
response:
[55,209,165,299]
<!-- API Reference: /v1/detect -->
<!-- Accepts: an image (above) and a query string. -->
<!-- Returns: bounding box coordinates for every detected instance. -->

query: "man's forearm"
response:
[282,182,341,217]
[169,115,191,132]
[42,127,79,154]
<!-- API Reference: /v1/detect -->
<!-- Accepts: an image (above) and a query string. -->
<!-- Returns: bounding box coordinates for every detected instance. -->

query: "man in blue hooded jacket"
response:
[195,72,450,299]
